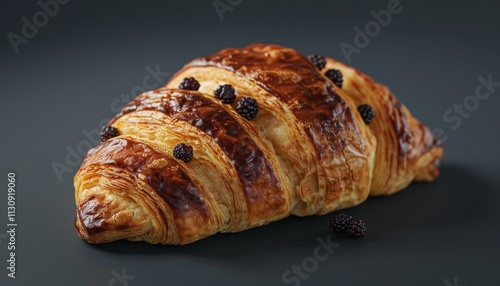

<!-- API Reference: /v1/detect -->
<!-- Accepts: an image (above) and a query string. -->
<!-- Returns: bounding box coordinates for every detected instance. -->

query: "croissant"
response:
[74,44,442,244]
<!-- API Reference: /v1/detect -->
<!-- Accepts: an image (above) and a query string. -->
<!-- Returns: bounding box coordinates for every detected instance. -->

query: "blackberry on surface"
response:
[308,54,326,70]
[179,77,200,91]
[214,84,236,104]
[236,97,258,120]
[173,143,194,163]
[325,69,344,88]
[357,104,375,124]
[100,125,119,142]
[346,219,367,239]
[329,213,353,234]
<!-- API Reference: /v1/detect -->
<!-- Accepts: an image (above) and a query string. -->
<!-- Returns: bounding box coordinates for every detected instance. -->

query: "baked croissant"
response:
[74,44,442,244]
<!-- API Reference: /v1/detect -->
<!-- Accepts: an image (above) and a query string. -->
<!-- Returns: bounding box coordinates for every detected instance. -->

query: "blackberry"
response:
[346,219,367,239]
[100,125,119,142]
[173,143,194,162]
[214,84,236,104]
[308,54,326,70]
[236,97,258,120]
[325,69,343,88]
[179,77,200,91]
[329,213,353,234]
[357,104,375,124]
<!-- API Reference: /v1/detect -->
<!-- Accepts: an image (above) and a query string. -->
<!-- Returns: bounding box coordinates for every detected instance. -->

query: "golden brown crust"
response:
[75,137,220,244]
[169,44,376,215]
[186,44,366,174]
[112,89,289,226]
[74,44,443,245]
[80,138,210,222]
[323,58,443,195]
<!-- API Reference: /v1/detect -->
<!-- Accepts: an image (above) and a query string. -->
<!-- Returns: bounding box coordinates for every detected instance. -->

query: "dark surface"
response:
[1,0,499,285]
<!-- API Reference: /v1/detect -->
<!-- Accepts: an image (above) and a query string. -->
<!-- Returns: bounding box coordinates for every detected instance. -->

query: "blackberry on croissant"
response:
[74,44,442,244]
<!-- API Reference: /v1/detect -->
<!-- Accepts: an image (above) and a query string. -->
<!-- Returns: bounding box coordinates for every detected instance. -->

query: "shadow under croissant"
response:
[88,163,494,256]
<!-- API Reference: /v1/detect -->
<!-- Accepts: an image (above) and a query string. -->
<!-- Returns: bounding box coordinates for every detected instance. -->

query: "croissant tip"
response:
[74,189,152,244]
[74,217,99,243]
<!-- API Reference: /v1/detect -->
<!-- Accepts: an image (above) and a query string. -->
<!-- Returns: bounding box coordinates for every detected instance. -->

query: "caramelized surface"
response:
[74,44,442,244]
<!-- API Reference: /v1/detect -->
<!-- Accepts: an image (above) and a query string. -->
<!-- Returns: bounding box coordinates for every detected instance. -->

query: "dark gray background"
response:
[1,0,499,285]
